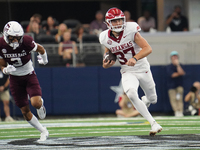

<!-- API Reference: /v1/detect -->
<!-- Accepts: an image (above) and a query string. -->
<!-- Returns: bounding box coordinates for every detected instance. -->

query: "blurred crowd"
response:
[23,5,188,43]
[20,5,188,67]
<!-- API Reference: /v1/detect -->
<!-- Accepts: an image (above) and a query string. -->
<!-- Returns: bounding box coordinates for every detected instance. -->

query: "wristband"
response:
[133,57,138,62]
[40,51,48,62]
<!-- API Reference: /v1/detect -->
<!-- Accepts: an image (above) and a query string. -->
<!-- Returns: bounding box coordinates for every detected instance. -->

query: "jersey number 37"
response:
[115,47,135,65]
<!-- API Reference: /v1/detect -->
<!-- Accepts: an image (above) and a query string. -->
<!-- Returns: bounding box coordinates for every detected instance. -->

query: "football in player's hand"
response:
[104,51,116,62]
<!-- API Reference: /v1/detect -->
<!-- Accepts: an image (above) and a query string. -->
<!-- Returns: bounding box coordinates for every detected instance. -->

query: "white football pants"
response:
[122,70,157,125]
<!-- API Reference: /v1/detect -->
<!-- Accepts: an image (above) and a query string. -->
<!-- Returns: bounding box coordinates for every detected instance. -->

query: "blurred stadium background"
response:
[0,0,200,119]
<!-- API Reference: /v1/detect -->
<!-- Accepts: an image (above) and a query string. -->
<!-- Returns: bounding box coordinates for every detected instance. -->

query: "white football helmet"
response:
[3,21,24,49]
[105,8,126,32]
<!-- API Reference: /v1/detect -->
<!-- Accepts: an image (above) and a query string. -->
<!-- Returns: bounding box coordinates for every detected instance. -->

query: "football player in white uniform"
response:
[99,8,162,136]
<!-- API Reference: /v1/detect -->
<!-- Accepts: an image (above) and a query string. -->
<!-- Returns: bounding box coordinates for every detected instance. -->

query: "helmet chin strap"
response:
[9,42,19,50]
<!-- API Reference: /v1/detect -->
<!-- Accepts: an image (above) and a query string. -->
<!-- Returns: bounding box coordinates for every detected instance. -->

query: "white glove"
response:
[3,65,16,75]
[37,51,48,65]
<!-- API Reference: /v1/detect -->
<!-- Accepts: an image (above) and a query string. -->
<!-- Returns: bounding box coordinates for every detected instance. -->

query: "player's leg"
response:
[138,70,162,135]
[30,96,46,119]
[123,72,162,136]
[26,72,46,119]
[20,105,49,141]
[26,72,48,140]
[9,74,48,141]
[139,70,157,106]
[122,72,156,125]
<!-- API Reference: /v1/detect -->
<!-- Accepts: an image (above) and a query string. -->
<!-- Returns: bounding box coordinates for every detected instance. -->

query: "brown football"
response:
[104,50,117,62]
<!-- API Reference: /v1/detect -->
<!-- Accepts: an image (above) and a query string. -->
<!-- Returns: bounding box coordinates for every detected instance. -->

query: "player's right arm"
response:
[102,47,115,69]
[0,58,16,75]
[99,30,115,69]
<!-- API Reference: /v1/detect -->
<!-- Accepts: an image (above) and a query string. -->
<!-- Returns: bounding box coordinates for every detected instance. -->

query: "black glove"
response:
[190,86,197,92]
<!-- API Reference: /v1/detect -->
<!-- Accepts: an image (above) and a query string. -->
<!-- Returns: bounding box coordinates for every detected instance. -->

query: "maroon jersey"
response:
[0,35,36,67]
[0,35,37,76]
[0,35,42,108]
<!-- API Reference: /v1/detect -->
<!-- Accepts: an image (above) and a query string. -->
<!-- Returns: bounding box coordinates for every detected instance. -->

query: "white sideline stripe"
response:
[0,122,130,129]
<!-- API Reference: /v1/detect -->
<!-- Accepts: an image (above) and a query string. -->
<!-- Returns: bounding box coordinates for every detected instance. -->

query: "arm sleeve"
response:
[23,35,38,52]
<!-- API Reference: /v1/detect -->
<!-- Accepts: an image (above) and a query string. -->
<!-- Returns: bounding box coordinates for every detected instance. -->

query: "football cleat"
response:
[141,96,151,108]
[149,121,163,136]
[37,127,49,142]
[37,98,46,119]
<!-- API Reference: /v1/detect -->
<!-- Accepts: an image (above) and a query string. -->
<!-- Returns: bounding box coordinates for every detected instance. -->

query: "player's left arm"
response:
[35,43,48,65]
[126,32,152,66]
[36,43,46,54]
[134,32,152,60]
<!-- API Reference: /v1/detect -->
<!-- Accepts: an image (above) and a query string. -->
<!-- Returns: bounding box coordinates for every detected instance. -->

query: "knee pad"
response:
[147,94,157,104]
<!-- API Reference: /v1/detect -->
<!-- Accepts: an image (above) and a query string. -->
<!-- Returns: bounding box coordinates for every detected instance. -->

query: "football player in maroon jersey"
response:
[0,21,49,141]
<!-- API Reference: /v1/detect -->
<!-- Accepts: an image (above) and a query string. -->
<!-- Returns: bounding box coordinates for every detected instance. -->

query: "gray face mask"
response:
[9,42,19,50]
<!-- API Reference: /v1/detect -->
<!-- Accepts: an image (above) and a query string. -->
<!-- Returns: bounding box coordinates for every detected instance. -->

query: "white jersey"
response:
[99,22,150,73]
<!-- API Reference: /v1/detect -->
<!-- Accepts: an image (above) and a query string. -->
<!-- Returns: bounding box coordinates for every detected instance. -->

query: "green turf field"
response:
[0,116,199,140]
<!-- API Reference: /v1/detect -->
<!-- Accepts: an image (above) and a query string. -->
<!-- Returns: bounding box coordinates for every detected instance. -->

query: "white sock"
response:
[28,114,45,133]
[132,98,155,125]
[127,90,155,125]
